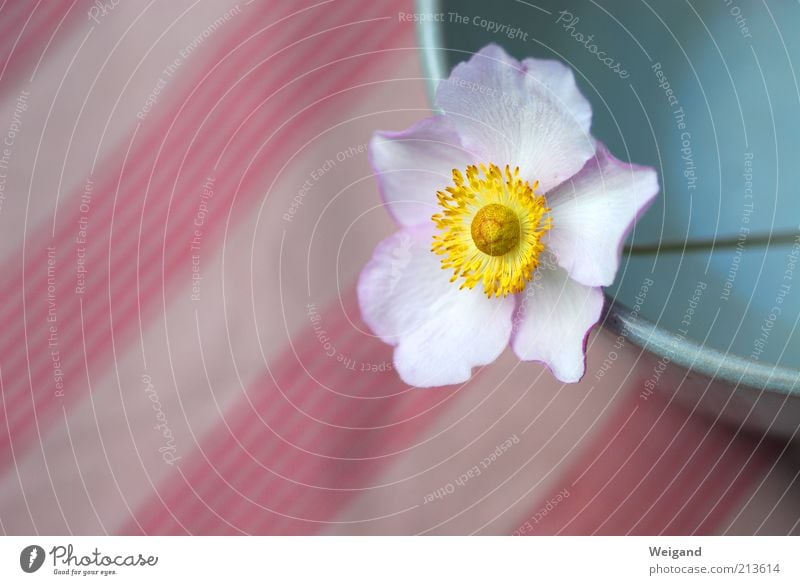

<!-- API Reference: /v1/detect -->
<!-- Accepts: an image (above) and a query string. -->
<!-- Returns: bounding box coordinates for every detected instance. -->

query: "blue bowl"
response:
[417,0,800,435]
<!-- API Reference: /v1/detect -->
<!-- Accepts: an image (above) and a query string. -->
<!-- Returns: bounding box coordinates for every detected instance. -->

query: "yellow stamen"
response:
[431,163,552,298]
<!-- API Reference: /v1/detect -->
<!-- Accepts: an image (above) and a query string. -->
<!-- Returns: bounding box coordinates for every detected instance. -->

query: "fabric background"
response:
[0,0,797,535]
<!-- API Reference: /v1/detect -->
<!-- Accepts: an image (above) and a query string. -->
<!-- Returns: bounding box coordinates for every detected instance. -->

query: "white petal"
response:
[358,227,514,387]
[435,43,594,192]
[511,259,604,383]
[370,116,476,227]
[520,57,592,133]
[546,142,659,287]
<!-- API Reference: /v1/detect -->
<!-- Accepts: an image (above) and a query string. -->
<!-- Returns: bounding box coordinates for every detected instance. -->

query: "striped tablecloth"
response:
[0,0,797,535]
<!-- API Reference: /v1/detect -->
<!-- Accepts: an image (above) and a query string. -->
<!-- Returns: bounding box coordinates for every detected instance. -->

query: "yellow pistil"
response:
[471,203,521,256]
[432,163,552,298]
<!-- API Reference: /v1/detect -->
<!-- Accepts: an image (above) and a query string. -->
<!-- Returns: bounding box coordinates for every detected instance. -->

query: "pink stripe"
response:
[618,389,777,534]
[552,397,690,533]
[0,0,311,375]
[171,318,369,534]
[163,310,367,533]
[632,415,736,534]
[165,279,455,534]
[131,287,459,534]
[0,0,76,89]
[0,0,312,417]
[0,1,397,463]
[0,1,27,31]
[664,436,780,534]
[515,382,776,535]
[587,399,715,534]
[138,20,424,524]
[131,302,358,534]
[0,1,43,40]
[607,424,715,534]
[0,0,374,417]
[0,3,303,457]
[22,0,83,84]
[201,296,446,535]
[135,283,367,530]
[0,1,49,60]
[6,1,416,532]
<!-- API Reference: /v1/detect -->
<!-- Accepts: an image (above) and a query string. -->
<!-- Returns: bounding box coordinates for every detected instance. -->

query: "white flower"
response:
[358,44,659,387]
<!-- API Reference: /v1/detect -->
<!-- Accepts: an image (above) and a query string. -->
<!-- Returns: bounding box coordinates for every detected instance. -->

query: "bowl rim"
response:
[415,0,800,395]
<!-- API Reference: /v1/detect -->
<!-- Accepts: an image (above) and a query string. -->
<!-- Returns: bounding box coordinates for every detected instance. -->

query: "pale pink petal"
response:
[511,259,604,383]
[370,115,476,228]
[435,43,594,192]
[520,57,592,133]
[546,143,659,287]
[358,227,514,387]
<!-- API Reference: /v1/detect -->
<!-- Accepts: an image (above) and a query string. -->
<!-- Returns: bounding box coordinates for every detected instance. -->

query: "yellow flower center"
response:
[470,203,520,256]
[432,163,552,298]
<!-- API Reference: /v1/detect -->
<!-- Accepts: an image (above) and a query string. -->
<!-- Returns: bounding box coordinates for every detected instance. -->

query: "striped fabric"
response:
[0,0,796,535]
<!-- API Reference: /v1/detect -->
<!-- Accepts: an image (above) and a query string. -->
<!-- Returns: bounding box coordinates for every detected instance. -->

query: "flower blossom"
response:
[358,44,659,387]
